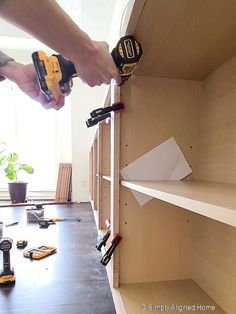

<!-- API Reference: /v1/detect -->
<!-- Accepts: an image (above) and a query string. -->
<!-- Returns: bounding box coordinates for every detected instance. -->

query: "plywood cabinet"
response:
[90,1,236,313]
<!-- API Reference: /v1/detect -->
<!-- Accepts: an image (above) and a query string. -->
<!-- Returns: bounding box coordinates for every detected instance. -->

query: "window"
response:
[0,79,71,195]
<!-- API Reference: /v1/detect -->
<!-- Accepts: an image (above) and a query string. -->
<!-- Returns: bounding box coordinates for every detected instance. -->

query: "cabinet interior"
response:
[90,1,236,313]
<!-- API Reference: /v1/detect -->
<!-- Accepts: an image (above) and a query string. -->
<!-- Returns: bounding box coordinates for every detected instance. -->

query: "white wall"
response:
[71,80,106,202]
[1,48,32,64]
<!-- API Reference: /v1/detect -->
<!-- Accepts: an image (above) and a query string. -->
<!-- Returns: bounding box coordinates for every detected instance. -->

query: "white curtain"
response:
[0,79,72,194]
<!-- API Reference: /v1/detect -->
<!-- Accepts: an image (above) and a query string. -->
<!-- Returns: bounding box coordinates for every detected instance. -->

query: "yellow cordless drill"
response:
[0,237,15,285]
[32,35,142,102]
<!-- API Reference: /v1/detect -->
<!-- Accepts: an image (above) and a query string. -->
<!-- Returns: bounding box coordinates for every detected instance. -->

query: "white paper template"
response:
[120,137,192,206]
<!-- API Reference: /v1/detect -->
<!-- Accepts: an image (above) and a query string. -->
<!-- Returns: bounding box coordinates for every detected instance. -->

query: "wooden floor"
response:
[0,203,116,314]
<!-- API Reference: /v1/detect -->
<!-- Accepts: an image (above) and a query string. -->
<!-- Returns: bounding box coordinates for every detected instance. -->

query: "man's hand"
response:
[72,41,121,87]
[0,0,121,88]
[0,61,65,110]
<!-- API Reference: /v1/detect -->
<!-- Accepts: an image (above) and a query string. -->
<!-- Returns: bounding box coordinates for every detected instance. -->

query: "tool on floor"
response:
[35,203,44,209]
[38,216,80,228]
[5,222,18,227]
[27,209,80,228]
[63,216,81,222]
[38,219,54,228]
[16,240,28,249]
[38,217,62,228]
[32,35,142,102]
[100,234,122,266]
[26,206,44,222]
[0,237,15,285]
[23,245,57,260]
[86,102,125,128]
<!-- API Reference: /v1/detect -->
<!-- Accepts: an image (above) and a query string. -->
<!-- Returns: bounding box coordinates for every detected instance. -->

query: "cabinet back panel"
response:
[192,214,236,313]
[195,55,236,183]
[120,76,201,175]
[119,187,192,284]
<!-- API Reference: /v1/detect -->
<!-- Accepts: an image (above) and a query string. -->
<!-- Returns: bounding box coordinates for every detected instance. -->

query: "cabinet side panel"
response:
[101,124,111,176]
[195,54,236,183]
[119,187,192,284]
[92,139,98,210]
[99,124,111,229]
[192,214,236,313]
[100,180,110,230]
[110,85,121,288]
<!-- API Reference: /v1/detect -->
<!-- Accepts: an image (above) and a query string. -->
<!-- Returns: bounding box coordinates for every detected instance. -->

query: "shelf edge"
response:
[121,180,236,228]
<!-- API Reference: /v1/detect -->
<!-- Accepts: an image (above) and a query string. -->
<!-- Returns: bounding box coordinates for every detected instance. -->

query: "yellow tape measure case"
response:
[23,246,57,260]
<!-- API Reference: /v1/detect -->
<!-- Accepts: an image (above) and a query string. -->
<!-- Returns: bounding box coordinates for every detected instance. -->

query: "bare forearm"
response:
[0,0,94,63]
[0,60,22,82]
[0,0,120,86]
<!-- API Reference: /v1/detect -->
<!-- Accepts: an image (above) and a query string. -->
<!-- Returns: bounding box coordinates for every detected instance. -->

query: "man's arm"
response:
[0,0,121,86]
[0,50,14,81]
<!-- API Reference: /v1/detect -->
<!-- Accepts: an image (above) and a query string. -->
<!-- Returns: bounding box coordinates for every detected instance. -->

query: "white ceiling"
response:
[0,0,117,49]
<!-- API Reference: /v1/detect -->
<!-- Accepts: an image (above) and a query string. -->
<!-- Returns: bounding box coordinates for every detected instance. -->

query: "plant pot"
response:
[8,182,28,204]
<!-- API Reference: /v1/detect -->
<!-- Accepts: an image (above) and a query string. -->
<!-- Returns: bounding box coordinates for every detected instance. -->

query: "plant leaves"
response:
[8,153,18,162]
[0,148,7,165]
[4,167,17,181]
[0,155,7,166]
[20,164,34,174]
[0,147,33,181]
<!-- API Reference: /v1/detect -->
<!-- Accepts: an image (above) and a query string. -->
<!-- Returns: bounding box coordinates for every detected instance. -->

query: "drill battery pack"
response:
[23,246,57,260]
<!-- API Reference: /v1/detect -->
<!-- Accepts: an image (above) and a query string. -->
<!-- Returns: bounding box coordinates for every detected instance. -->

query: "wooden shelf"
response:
[102,175,111,182]
[121,180,236,227]
[119,279,225,314]
[133,0,236,79]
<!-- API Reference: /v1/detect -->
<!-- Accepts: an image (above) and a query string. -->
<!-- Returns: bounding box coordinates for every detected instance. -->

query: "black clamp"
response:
[100,233,122,266]
[86,113,111,128]
[86,102,124,128]
[96,219,111,251]
[96,230,111,252]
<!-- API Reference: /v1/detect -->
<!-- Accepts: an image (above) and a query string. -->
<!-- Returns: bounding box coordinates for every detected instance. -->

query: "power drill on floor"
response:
[0,237,15,285]
[32,35,142,103]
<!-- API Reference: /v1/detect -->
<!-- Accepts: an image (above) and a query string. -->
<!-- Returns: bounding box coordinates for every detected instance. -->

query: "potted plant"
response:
[0,144,34,203]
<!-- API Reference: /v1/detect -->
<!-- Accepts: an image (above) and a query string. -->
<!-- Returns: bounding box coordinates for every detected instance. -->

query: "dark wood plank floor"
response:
[0,203,116,314]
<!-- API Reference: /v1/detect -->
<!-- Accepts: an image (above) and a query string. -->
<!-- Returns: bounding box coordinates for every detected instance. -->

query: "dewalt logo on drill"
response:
[124,39,135,59]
